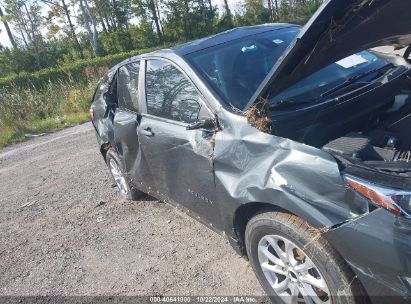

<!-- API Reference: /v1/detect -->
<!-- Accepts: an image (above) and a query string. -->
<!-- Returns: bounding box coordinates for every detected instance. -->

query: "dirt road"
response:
[0,123,264,296]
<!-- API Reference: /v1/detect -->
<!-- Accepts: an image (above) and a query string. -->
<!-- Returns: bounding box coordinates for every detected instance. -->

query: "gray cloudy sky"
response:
[0,0,244,48]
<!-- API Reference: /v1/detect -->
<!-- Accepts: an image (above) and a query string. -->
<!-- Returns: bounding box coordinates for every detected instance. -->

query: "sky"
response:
[0,0,244,48]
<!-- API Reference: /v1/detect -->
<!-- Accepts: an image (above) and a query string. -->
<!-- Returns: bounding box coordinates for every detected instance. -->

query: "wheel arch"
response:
[232,202,293,256]
[100,142,112,163]
[232,201,371,300]
[231,199,345,257]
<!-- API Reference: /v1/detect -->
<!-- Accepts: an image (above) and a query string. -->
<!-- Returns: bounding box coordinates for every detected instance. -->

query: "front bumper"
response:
[326,208,411,303]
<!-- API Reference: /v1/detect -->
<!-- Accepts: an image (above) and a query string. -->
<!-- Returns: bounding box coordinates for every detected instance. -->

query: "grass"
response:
[0,46,162,89]
[0,112,90,148]
[0,79,96,148]
[0,44,179,148]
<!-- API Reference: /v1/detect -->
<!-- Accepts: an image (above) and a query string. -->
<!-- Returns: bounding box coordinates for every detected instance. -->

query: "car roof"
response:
[169,23,297,56]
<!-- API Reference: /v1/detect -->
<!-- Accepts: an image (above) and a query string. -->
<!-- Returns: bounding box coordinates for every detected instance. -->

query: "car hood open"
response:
[246,0,411,109]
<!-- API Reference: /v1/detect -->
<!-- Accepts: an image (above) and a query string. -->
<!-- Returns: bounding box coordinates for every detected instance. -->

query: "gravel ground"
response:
[0,123,264,297]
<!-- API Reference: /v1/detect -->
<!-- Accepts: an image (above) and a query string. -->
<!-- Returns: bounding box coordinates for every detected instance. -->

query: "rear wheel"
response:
[245,211,365,304]
[106,149,144,200]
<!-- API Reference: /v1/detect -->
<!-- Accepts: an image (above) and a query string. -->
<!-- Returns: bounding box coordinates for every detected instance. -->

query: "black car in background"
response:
[90,1,411,303]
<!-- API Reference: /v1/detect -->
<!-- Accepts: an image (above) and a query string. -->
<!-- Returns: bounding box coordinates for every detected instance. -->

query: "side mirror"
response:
[186,118,216,131]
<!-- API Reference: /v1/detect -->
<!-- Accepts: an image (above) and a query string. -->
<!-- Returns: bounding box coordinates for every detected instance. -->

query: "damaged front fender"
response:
[212,109,372,239]
[325,208,411,302]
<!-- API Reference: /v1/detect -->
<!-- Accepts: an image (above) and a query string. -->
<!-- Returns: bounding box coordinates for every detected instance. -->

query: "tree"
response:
[163,0,216,41]
[41,0,84,58]
[61,0,84,58]
[132,0,164,44]
[3,0,48,69]
[0,0,324,78]
[0,2,17,48]
[111,0,132,31]
[217,0,233,31]
[239,0,270,26]
[223,0,232,22]
[23,1,48,67]
[273,0,279,19]
[92,0,113,33]
[266,0,279,21]
[78,0,100,56]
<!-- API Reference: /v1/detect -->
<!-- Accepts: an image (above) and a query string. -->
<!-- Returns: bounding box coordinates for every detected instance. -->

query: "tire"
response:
[245,211,365,304]
[106,149,144,200]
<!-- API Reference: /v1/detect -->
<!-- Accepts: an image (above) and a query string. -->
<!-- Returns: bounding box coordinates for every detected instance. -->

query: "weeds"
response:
[0,79,95,147]
[243,98,272,133]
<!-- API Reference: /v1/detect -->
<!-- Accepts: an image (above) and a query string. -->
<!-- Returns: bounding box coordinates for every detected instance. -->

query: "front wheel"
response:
[106,149,144,200]
[245,211,365,304]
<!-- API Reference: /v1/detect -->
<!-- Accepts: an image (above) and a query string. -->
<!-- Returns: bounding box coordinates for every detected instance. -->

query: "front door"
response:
[138,58,222,229]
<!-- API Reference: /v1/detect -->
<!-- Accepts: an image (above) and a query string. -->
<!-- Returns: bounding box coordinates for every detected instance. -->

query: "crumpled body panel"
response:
[211,110,370,235]
[326,208,411,302]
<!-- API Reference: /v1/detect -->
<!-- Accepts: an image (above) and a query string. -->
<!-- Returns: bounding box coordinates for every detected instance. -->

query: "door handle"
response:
[141,127,154,137]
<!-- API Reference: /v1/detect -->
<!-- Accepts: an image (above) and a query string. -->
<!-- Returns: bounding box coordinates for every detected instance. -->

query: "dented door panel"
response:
[137,115,222,228]
[112,110,155,190]
[112,110,139,171]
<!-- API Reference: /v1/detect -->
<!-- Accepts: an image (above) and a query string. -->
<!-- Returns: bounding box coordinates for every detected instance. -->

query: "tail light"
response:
[89,108,94,122]
[344,175,411,218]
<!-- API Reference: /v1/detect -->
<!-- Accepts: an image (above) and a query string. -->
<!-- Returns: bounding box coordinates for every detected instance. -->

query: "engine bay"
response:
[323,91,411,176]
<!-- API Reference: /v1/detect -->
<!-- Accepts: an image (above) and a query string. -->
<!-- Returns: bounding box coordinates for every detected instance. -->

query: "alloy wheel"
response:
[258,235,331,304]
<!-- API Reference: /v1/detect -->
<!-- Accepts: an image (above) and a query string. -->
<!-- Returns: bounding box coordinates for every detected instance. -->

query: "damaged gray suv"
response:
[91,1,411,303]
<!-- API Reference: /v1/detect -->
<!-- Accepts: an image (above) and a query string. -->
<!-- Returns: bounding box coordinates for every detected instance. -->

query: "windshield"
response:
[185,27,300,109]
[186,27,388,111]
[268,51,387,109]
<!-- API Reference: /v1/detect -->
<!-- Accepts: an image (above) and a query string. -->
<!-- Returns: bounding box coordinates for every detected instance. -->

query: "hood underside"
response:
[247,0,411,109]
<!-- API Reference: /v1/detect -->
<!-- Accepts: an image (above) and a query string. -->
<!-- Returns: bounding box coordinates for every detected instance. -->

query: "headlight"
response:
[344,175,411,218]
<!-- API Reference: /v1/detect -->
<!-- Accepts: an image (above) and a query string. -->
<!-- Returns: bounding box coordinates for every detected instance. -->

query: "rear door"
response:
[112,61,155,190]
[138,58,222,228]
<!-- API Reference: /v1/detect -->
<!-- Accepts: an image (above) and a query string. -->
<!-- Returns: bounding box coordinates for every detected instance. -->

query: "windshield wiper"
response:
[268,63,395,111]
[269,99,311,110]
[320,63,394,98]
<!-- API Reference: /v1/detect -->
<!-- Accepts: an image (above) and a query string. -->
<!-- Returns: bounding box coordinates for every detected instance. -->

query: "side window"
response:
[117,62,140,112]
[145,59,201,123]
